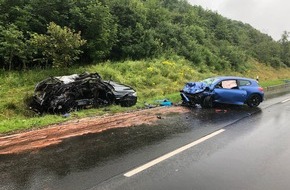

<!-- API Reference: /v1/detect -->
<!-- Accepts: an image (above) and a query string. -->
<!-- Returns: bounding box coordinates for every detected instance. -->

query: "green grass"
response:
[259,79,288,87]
[1,56,290,134]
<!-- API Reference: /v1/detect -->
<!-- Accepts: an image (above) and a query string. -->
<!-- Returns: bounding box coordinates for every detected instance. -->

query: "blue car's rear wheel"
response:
[247,94,261,107]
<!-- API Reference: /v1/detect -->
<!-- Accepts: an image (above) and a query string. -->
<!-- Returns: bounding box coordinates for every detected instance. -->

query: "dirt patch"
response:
[0,106,190,155]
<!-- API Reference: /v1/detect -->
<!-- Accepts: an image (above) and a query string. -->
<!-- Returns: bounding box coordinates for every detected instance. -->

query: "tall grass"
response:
[88,59,203,99]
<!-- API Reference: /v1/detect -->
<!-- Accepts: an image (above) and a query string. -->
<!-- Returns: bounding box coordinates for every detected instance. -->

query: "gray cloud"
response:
[188,0,290,40]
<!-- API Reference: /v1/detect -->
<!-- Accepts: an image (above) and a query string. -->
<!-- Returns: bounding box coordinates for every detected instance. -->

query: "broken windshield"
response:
[201,78,218,86]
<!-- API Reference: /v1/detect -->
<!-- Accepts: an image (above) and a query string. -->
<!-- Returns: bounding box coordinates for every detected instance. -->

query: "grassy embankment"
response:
[1,57,290,134]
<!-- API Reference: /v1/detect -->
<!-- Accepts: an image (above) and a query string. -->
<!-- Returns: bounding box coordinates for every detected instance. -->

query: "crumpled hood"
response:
[182,82,208,94]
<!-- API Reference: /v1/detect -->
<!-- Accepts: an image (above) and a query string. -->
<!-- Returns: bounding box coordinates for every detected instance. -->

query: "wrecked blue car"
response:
[180,76,264,108]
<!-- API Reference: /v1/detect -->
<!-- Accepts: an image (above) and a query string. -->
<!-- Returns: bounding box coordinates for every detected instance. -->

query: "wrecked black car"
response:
[29,72,137,114]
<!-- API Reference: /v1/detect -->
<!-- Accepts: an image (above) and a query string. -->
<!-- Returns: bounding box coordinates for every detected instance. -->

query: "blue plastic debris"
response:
[156,99,173,106]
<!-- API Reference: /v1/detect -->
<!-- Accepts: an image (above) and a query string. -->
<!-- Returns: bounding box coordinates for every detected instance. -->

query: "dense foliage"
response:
[0,0,290,71]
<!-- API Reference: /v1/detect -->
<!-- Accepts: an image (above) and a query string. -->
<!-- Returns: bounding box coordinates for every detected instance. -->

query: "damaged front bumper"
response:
[180,81,210,106]
[180,91,205,105]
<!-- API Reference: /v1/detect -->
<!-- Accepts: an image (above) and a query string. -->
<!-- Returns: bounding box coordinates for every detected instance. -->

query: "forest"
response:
[1,0,290,72]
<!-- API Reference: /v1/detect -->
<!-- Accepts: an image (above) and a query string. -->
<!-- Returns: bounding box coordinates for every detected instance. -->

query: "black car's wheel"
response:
[119,95,137,107]
[247,94,261,107]
[201,96,213,108]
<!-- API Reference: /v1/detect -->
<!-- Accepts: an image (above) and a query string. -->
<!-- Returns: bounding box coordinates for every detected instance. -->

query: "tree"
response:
[109,0,148,59]
[28,22,86,68]
[279,31,290,67]
[69,0,117,61]
[0,24,27,70]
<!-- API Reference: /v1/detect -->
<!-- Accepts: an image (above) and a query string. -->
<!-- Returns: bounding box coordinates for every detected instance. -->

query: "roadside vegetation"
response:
[1,57,290,133]
[1,0,290,133]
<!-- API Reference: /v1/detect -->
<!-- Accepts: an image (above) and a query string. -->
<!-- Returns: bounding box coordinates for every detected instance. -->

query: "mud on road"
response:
[0,106,189,155]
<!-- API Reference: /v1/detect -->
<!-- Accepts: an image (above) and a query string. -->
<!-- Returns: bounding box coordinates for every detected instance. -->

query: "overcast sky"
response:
[187,0,290,41]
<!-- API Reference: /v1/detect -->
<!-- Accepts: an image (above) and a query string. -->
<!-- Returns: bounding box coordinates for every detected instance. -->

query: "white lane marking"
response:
[281,98,290,103]
[124,129,225,177]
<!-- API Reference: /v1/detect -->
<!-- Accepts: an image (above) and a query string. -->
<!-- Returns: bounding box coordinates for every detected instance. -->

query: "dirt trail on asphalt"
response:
[0,106,189,155]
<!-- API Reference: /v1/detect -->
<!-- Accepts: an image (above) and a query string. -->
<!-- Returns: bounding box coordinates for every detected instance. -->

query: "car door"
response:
[213,79,247,105]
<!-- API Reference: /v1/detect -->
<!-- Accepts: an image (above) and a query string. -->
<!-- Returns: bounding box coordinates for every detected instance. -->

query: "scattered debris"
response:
[144,102,158,109]
[156,99,173,106]
[215,109,228,113]
[62,113,70,118]
[144,99,173,109]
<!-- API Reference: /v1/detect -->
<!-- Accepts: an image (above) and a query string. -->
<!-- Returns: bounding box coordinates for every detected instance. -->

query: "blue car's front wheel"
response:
[201,96,213,108]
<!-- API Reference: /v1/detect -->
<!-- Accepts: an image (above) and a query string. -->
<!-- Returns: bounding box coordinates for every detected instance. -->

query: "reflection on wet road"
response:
[0,105,261,190]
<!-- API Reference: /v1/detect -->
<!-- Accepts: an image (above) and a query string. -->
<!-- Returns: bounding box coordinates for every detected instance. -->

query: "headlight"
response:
[132,92,137,97]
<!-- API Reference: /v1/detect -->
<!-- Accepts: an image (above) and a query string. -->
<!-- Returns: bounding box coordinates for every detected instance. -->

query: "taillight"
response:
[258,87,264,92]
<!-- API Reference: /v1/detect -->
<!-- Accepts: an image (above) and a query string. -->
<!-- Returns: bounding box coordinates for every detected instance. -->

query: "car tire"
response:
[119,95,137,107]
[201,96,213,108]
[247,94,261,107]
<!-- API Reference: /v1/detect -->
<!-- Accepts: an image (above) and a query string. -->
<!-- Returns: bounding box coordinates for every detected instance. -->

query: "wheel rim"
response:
[249,95,260,107]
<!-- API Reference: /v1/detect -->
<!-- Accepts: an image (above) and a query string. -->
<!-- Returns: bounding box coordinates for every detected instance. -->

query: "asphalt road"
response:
[1,94,290,190]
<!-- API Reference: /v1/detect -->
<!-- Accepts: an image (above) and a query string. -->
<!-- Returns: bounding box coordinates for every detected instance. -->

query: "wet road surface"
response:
[99,95,290,190]
[0,94,290,190]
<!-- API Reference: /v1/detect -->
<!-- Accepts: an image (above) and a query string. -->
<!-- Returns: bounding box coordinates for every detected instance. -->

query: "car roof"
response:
[211,76,256,81]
